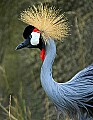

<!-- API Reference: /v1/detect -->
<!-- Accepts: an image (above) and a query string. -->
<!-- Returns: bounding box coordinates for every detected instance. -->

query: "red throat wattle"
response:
[40,48,45,61]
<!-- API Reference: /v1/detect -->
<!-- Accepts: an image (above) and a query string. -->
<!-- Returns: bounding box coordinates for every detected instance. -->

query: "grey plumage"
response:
[17,3,93,119]
[41,39,93,120]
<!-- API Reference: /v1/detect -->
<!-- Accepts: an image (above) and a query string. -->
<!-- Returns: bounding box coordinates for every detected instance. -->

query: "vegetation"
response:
[0,83,31,120]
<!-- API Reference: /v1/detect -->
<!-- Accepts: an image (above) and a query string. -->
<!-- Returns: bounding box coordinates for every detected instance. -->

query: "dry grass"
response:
[0,89,31,120]
[20,3,69,42]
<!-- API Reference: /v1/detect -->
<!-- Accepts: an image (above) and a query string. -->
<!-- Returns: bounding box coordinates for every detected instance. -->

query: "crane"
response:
[16,3,93,120]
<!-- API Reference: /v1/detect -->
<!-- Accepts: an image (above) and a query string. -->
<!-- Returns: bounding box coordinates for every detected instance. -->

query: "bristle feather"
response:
[20,3,69,41]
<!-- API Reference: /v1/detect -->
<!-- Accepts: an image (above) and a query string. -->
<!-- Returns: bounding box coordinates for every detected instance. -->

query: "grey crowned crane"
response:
[16,3,93,120]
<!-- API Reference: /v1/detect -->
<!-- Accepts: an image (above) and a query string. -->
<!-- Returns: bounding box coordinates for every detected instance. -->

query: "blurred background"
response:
[0,0,93,119]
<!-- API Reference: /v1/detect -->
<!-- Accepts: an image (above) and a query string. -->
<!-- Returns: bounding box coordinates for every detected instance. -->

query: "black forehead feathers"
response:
[23,25,35,39]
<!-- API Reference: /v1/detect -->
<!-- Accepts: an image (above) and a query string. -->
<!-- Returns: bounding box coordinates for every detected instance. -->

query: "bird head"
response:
[16,3,69,61]
[16,25,45,61]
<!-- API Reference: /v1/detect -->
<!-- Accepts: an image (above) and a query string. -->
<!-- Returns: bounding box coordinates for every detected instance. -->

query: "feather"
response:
[61,64,93,117]
[41,39,93,120]
[19,3,93,120]
[20,3,69,42]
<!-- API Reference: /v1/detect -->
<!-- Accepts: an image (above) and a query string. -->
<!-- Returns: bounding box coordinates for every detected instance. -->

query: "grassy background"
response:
[0,0,93,119]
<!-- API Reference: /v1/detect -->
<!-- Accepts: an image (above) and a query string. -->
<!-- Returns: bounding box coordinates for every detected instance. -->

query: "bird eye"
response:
[30,32,40,45]
[29,35,32,39]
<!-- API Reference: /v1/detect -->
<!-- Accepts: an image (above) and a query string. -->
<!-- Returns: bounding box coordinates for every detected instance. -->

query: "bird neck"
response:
[40,39,57,97]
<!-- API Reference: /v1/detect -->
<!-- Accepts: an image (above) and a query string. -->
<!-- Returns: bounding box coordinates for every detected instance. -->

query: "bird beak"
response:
[15,37,46,61]
[15,38,31,50]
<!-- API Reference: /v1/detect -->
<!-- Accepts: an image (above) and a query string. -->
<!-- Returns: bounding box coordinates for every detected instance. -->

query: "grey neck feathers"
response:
[40,39,93,120]
[40,39,57,97]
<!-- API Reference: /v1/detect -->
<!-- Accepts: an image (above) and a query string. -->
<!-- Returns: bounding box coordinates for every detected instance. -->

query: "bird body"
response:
[16,3,93,120]
[41,39,93,120]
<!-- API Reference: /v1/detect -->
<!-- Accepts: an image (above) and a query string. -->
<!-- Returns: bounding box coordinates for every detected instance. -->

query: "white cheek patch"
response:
[30,32,40,45]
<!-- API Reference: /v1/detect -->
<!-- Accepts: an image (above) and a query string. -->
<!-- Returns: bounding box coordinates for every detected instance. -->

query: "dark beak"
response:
[16,36,45,51]
[16,36,45,61]
[15,38,31,50]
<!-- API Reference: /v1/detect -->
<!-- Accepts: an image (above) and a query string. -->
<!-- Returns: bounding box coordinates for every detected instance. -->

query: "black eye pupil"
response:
[29,35,32,39]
